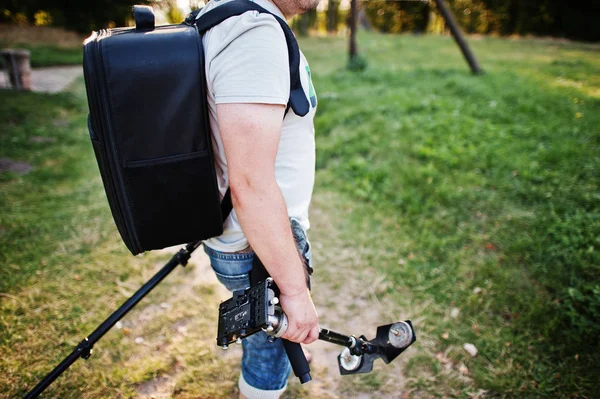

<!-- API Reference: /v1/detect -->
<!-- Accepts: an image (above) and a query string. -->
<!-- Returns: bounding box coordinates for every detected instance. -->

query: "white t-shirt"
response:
[198,0,317,252]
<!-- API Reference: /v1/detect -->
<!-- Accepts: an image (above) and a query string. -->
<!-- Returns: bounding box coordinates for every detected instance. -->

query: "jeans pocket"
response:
[203,245,253,292]
[212,271,251,292]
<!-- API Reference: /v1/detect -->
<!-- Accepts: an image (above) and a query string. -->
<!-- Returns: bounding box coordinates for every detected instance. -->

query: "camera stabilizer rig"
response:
[217,277,416,376]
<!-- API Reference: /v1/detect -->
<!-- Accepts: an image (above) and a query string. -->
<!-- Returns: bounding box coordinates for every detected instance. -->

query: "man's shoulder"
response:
[200,2,287,66]
[198,0,284,40]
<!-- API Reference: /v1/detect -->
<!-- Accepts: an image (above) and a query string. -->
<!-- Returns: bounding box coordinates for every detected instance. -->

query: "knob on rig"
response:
[388,321,414,349]
[339,347,363,371]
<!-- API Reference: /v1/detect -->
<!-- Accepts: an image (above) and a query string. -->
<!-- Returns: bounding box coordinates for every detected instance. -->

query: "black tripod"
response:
[23,242,202,399]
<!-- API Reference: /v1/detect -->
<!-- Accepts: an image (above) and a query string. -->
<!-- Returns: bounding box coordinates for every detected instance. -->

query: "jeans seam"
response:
[204,245,255,260]
[213,270,249,281]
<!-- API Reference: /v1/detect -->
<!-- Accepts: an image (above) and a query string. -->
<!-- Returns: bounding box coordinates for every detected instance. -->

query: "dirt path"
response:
[132,245,232,399]
[0,65,82,93]
[293,195,415,399]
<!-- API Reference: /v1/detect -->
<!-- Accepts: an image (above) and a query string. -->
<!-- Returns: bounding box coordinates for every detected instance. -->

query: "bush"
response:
[347,54,368,71]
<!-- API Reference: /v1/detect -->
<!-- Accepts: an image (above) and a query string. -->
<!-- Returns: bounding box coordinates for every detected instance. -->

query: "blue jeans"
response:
[203,219,312,396]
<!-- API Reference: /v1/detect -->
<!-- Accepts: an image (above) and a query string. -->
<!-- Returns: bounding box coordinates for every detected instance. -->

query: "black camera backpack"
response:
[83,1,309,255]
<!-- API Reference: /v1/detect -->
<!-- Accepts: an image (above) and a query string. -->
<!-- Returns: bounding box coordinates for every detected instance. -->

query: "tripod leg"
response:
[23,242,201,399]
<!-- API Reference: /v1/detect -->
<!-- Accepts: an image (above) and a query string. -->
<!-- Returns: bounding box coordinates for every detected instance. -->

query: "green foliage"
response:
[159,0,186,24]
[291,10,318,37]
[347,54,368,72]
[1,0,152,33]
[362,0,600,41]
[449,0,600,41]
[364,0,430,33]
[326,0,339,33]
[0,42,82,67]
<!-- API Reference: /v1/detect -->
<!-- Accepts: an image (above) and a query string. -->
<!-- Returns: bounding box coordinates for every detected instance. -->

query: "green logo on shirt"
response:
[305,65,317,108]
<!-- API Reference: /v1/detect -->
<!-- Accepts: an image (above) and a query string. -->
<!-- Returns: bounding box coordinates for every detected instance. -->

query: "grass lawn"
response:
[303,33,600,396]
[0,25,83,67]
[1,32,599,398]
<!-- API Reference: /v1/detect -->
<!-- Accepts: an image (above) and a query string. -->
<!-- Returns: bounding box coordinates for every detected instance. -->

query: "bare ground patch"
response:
[129,246,238,399]
[0,158,33,174]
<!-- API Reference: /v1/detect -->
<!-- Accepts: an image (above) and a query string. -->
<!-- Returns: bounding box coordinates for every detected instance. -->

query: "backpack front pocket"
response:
[123,150,223,251]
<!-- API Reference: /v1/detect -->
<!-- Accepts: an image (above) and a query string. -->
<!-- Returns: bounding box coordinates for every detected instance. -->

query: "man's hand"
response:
[279,287,319,344]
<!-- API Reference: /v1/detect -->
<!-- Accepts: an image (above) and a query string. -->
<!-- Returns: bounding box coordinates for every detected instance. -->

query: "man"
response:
[196,0,320,397]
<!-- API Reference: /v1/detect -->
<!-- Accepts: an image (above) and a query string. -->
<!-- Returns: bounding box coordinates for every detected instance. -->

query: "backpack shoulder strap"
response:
[192,0,310,117]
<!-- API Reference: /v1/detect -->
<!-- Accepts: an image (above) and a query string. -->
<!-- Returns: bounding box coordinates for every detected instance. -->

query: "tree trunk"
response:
[327,0,338,33]
[349,0,358,59]
[298,12,310,37]
[432,0,482,74]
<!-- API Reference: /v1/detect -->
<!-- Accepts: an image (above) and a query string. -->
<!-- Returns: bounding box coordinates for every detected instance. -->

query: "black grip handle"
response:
[282,339,312,383]
[251,255,312,384]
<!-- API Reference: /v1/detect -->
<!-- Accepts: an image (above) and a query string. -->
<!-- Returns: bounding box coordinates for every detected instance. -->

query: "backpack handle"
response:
[134,5,155,31]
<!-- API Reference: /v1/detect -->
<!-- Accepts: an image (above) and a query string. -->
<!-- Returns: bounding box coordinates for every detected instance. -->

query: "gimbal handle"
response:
[250,257,312,384]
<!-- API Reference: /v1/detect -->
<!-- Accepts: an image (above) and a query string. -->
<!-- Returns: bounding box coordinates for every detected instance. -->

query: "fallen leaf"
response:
[471,323,480,333]
[123,328,131,336]
[74,274,81,281]
[463,343,478,357]
[435,352,451,364]
[485,242,495,251]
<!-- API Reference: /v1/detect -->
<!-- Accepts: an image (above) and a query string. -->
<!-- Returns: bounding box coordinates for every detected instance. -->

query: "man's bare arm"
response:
[216,102,319,344]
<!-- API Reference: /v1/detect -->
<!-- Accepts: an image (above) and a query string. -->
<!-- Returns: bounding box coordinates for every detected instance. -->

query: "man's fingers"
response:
[298,329,311,344]
[283,324,311,343]
[303,325,320,345]
[282,326,299,342]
